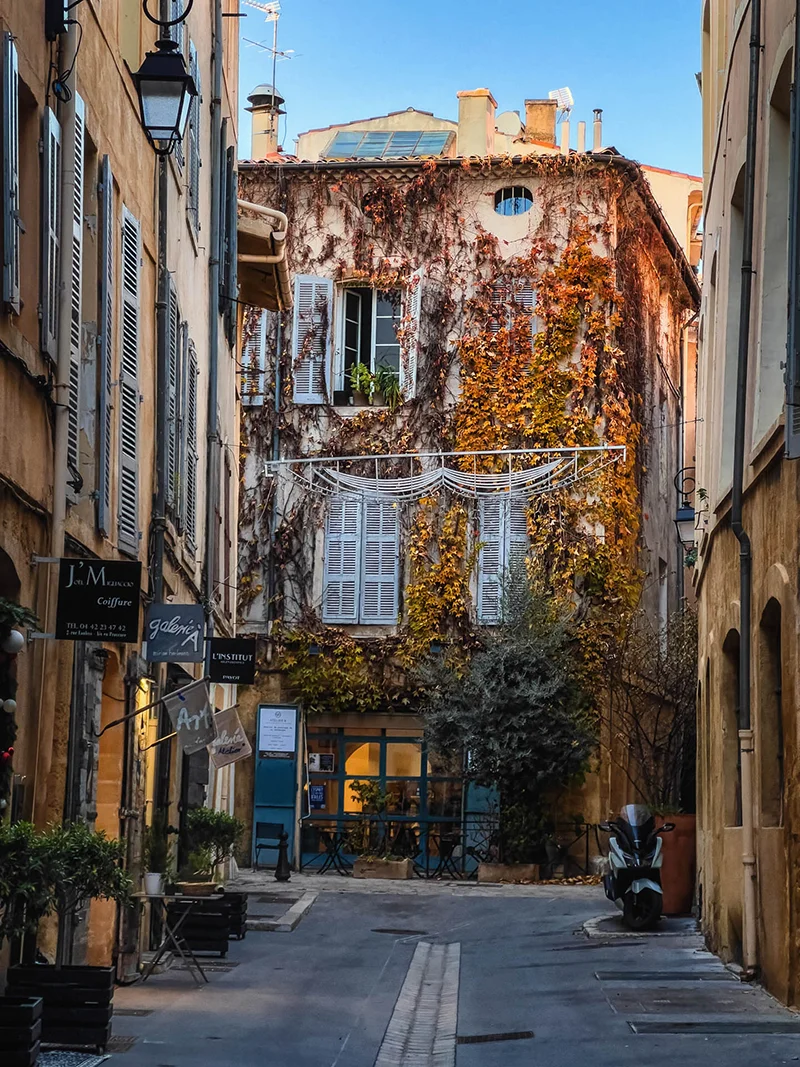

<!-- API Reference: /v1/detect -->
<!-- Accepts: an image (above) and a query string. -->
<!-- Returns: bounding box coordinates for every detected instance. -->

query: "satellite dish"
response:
[549,87,574,112]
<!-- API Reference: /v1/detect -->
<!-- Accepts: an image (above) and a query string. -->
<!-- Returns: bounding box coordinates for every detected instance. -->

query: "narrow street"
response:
[107,882,800,1067]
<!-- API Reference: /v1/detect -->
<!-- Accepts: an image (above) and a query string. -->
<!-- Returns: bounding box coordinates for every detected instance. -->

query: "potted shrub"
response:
[142,812,173,896]
[349,362,373,406]
[7,823,132,1052]
[0,822,47,1066]
[373,365,402,411]
[348,781,414,880]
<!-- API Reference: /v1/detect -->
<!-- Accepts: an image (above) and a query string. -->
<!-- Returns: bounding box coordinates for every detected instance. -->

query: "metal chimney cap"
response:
[248,83,285,108]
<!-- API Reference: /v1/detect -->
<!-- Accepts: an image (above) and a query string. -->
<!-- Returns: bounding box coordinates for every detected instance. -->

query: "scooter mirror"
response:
[598,821,614,833]
[659,822,676,832]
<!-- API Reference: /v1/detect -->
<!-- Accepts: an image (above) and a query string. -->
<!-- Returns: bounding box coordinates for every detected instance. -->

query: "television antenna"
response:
[549,86,574,122]
[242,0,281,21]
[243,38,296,61]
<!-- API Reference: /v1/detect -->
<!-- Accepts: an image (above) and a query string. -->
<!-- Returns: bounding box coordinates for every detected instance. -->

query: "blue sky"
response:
[237,0,702,176]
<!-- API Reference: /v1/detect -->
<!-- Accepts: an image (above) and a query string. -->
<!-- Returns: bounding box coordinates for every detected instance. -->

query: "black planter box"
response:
[221,891,248,940]
[0,995,43,1067]
[7,966,114,1052]
[167,899,229,957]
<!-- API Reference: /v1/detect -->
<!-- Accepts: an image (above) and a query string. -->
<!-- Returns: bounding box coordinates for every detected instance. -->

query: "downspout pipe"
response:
[31,21,77,826]
[204,0,223,671]
[731,0,760,977]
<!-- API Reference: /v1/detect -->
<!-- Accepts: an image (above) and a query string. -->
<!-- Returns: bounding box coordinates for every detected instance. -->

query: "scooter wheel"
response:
[622,889,662,930]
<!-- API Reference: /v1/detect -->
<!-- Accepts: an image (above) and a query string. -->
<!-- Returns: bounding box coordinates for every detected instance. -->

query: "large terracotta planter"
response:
[478,863,539,884]
[353,857,413,880]
[658,813,696,916]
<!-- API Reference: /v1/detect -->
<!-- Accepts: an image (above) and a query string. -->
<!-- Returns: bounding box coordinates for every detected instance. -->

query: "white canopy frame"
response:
[265,445,626,501]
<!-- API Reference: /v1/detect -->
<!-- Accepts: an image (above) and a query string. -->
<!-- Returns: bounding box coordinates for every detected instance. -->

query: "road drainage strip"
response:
[629,1019,800,1035]
[457,1031,535,1044]
[40,1054,110,1067]
[595,970,735,982]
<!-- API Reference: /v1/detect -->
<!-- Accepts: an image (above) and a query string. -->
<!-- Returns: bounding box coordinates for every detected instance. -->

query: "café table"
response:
[134,892,210,986]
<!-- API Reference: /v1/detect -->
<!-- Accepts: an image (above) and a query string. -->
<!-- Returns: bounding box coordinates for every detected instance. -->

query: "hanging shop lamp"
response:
[133,38,196,155]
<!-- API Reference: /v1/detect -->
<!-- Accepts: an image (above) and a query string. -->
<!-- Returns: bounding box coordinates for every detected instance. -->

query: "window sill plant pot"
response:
[353,857,413,880]
[477,862,540,884]
[352,389,370,407]
[7,966,115,1052]
[0,995,42,1067]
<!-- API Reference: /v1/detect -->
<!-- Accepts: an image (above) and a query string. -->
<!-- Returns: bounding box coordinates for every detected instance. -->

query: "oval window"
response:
[494,186,534,216]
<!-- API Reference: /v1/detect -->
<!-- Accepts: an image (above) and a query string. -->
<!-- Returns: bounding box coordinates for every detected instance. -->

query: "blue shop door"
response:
[252,705,300,867]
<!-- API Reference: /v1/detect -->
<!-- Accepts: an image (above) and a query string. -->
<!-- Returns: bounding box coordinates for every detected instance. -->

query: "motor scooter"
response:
[600,804,675,930]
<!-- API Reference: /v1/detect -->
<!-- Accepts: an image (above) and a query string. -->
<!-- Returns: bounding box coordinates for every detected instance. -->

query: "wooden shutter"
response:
[242,308,266,405]
[360,498,400,624]
[516,280,541,338]
[97,155,114,537]
[118,207,141,556]
[322,495,361,623]
[2,32,20,312]
[507,496,530,569]
[175,320,188,531]
[187,42,200,231]
[185,341,199,551]
[66,94,86,489]
[401,268,424,399]
[788,45,800,458]
[478,497,505,624]
[292,275,332,404]
[41,108,61,358]
[488,281,508,334]
[172,5,186,170]
[167,280,180,512]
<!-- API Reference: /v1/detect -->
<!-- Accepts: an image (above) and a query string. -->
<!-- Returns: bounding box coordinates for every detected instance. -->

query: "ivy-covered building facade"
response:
[235,88,701,869]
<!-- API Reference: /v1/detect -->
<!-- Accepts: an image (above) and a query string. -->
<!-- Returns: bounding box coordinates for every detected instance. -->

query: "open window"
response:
[333,269,423,403]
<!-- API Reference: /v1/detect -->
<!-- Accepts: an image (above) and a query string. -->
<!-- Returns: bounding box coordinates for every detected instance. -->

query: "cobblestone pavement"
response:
[107,883,800,1067]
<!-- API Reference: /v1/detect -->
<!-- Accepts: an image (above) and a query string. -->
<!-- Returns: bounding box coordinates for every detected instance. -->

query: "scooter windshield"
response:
[618,804,656,849]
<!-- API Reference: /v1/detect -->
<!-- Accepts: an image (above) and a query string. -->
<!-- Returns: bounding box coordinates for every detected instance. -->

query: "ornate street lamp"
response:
[133,37,196,155]
[673,467,696,551]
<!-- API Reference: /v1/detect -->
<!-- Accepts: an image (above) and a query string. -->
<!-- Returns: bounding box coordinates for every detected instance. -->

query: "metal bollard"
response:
[275,831,291,882]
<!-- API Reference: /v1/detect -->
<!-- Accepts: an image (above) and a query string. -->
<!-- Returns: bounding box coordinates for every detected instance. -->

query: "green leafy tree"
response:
[185,808,244,873]
[421,570,595,863]
[0,822,54,949]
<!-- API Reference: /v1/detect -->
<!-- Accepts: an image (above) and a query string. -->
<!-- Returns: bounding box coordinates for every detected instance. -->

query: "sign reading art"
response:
[163,682,215,755]
[145,604,205,662]
[257,704,298,760]
[209,637,257,685]
[208,706,252,768]
[55,559,142,642]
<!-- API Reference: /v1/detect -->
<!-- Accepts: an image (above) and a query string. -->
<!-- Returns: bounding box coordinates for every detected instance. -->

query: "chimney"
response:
[577,120,586,153]
[593,108,603,152]
[457,88,497,157]
[524,99,557,145]
[559,120,570,155]
[247,83,286,158]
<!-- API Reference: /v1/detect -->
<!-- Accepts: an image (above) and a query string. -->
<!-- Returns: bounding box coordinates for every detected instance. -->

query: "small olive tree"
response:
[420,572,595,863]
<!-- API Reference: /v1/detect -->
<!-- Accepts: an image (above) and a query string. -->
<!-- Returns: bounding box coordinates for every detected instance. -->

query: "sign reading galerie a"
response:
[145,604,205,662]
[55,559,142,642]
[209,637,257,685]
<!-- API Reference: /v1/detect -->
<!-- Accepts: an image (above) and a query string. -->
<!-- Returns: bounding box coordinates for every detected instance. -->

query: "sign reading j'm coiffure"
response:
[145,604,205,662]
[55,558,142,642]
[209,638,257,685]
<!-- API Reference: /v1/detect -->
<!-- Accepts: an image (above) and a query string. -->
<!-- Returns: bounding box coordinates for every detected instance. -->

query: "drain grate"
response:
[173,959,240,971]
[630,1019,800,1035]
[371,928,427,935]
[457,1031,535,1045]
[115,1008,154,1017]
[596,970,734,982]
[557,940,646,951]
[107,1035,138,1053]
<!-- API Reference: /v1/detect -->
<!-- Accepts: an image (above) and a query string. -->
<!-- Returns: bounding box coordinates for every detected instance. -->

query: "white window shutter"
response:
[118,207,141,556]
[478,497,505,624]
[488,281,508,334]
[167,280,180,511]
[507,496,530,569]
[402,268,424,399]
[292,274,333,403]
[2,33,20,313]
[187,42,200,231]
[242,308,267,405]
[97,155,114,537]
[66,94,86,491]
[360,498,400,624]
[322,495,361,623]
[516,280,541,338]
[41,108,61,358]
[176,320,188,531]
[185,342,199,551]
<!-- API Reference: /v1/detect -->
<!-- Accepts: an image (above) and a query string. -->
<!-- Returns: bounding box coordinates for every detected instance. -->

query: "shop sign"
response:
[257,704,297,759]
[309,784,326,810]
[163,682,215,754]
[209,706,252,769]
[209,637,257,685]
[55,559,141,642]
[145,604,205,662]
[308,753,335,772]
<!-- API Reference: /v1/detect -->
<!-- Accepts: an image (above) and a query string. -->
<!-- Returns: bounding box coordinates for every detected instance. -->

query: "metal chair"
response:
[254,821,284,870]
